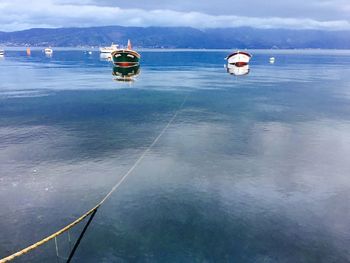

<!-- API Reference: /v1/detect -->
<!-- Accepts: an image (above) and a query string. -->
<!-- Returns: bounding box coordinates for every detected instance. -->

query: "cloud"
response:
[55,0,350,21]
[0,0,349,31]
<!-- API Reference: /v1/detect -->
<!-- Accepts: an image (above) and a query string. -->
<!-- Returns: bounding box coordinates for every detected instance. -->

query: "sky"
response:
[0,0,349,32]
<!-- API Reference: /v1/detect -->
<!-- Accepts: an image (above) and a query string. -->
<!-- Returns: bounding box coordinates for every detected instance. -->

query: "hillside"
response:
[0,26,349,49]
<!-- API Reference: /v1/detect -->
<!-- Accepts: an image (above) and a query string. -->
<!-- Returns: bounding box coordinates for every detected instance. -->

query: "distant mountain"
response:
[0,26,349,49]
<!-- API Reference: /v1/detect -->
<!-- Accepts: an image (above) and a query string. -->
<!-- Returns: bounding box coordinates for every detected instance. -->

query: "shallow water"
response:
[1,49,350,262]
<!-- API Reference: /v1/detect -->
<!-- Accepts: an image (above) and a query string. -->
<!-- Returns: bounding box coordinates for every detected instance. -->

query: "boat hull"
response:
[44,48,53,55]
[99,48,118,53]
[111,50,140,67]
[99,44,119,54]
[226,51,252,66]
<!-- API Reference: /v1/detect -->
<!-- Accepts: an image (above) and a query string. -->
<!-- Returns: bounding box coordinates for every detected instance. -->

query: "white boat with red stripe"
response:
[225,51,252,66]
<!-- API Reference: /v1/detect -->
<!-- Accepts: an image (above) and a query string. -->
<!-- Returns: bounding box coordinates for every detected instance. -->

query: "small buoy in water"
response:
[88,51,92,55]
[269,57,275,64]
[26,47,31,56]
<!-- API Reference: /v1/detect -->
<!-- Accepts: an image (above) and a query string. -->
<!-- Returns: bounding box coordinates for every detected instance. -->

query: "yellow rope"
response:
[0,94,188,262]
[0,206,100,263]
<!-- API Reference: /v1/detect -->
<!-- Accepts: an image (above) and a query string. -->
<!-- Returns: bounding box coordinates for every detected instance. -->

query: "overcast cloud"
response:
[0,0,349,31]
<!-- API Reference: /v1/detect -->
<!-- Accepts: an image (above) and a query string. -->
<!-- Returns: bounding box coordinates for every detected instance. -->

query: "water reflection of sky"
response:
[1,50,350,262]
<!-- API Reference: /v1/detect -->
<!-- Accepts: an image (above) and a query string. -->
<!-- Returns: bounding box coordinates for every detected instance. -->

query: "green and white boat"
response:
[111,40,140,67]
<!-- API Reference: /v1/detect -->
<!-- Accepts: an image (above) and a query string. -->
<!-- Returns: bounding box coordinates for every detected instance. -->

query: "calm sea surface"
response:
[1,49,350,262]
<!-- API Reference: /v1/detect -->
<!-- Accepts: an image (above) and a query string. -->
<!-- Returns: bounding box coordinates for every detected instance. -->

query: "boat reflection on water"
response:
[112,64,140,81]
[100,53,112,62]
[225,63,250,76]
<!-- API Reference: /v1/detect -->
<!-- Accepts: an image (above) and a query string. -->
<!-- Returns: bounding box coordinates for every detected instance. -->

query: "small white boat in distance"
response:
[99,43,119,54]
[44,48,53,55]
[269,57,275,64]
[100,52,112,61]
[0,49,4,56]
[226,51,252,66]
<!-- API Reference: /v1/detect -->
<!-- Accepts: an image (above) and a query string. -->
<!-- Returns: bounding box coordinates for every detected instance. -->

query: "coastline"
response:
[1,47,350,55]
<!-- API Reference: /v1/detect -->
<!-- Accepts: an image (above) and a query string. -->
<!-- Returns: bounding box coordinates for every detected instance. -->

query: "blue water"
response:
[1,49,350,262]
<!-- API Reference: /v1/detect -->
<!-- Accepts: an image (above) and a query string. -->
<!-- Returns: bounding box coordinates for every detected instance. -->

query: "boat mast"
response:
[127,39,132,50]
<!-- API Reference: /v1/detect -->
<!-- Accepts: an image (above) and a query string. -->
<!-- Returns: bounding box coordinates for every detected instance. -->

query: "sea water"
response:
[0,49,350,262]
